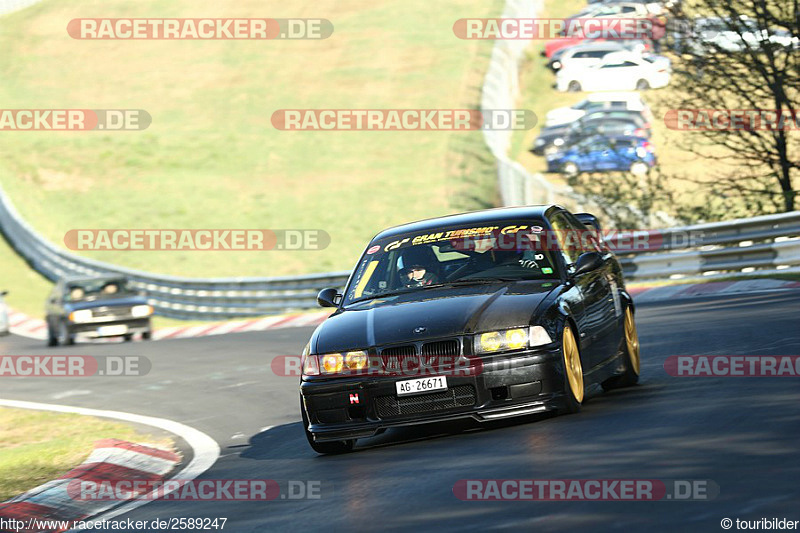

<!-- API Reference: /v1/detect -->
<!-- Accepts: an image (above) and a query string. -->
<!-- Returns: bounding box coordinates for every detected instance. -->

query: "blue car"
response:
[546,135,656,177]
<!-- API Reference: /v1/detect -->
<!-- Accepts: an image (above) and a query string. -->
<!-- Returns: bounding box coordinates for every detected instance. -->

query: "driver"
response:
[399,248,439,288]
[403,263,437,287]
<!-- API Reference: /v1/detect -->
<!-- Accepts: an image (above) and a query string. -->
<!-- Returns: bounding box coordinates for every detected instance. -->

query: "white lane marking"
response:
[0,398,220,528]
[51,390,92,400]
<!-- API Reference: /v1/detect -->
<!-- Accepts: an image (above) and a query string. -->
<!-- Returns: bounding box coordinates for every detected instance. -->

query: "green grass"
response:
[0,0,501,316]
[0,407,173,501]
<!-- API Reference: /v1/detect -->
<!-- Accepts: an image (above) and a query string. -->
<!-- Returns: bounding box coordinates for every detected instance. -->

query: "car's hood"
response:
[313,280,560,353]
[64,296,148,311]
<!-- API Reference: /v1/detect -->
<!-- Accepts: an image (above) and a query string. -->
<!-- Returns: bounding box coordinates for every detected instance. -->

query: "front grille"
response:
[91,306,132,318]
[422,339,460,357]
[375,385,476,418]
[381,345,416,356]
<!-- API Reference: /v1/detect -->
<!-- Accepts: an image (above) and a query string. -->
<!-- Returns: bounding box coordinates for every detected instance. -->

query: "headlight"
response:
[345,350,368,371]
[306,350,370,376]
[320,353,344,374]
[69,309,93,323]
[474,326,553,354]
[131,305,153,318]
[535,138,545,146]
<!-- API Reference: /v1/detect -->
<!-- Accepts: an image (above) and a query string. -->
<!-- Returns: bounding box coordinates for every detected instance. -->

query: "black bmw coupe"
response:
[300,205,640,454]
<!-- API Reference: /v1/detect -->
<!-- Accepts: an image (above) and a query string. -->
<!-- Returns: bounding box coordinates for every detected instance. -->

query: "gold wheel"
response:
[562,326,584,403]
[624,307,640,375]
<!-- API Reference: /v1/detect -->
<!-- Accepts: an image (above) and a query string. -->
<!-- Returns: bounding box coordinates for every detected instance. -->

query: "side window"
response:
[548,212,583,266]
[564,211,605,254]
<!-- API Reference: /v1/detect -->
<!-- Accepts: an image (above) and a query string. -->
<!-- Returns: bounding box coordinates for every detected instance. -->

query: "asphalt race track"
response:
[2,290,799,532]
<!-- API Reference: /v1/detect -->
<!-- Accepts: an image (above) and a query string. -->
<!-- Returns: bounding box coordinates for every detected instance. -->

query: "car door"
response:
[562,210,620,361]
[548,210,610,368]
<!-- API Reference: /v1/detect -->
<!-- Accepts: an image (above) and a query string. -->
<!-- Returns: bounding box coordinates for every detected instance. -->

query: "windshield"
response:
[64,278,138,302]
[343,220,561,305]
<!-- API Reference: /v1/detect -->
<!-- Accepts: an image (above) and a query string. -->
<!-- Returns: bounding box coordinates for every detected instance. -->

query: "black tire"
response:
[636,79,650,90]
[142,330,152,340]
[602,306,641,391]
[567,81,582,92]
[123,334,133,342]
[57,320,75,346]
[47,323,58,347]
[301,398,355,455]
[559,324,584,414]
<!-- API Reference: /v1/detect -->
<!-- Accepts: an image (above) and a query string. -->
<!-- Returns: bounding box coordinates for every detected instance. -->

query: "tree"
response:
[661,0,799,214]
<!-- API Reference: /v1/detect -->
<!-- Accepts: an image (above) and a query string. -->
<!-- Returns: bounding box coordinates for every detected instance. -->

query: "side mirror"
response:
[0,290,8,297]
[316,288,341,308]
[572,252,603,276]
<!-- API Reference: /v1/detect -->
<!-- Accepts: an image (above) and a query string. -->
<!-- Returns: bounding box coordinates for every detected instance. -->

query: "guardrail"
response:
[616,211,800,280]
[0,184,351,320]
[3,182,799,319]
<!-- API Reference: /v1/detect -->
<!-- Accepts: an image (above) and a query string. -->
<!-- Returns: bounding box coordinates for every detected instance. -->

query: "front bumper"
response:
[69,318,151,338]
[301,347,566,442]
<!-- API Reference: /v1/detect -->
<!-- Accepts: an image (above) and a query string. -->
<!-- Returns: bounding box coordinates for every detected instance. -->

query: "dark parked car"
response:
[300,205,641,454]
[45,276,153,346]
[531,110,649,156]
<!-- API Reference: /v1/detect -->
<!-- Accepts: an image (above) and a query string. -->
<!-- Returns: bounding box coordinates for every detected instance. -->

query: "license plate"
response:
[396,376,447,396]
[97,325,128,336]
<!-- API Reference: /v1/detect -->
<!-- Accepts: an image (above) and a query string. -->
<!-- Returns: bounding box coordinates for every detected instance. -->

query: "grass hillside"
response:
[0,0,500,315]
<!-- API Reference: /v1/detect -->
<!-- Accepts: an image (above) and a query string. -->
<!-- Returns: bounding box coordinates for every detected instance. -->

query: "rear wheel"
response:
[602,307,641,390]
[560,324,584,413]
[142,330,152,340]
[636,79,650,90]
[568,81,582,92]
[123,334,133,342]
[301,398,355,455]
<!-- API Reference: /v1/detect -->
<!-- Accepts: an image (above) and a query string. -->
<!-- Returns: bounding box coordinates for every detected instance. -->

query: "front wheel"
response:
[635,79,650,90]
[301,398,355,455]
[560,324,584,414]
[57,321,74,346]
[567,81,582,92]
